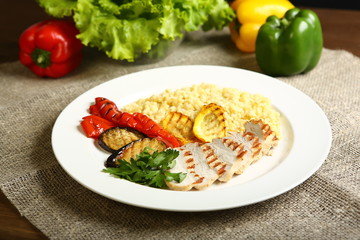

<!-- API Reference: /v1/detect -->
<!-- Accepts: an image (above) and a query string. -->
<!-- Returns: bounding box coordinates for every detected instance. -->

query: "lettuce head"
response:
[37,0,235,62]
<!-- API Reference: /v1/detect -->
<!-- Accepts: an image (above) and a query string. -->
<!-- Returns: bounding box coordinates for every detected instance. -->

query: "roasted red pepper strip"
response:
[94,97,142,130]
[133,112,181,148]
[95,97,122,122]
[93,97,180,148]
[118,112,143,131]
[19,20,83,78]
[81,115,116,138]
[89,104,101,116]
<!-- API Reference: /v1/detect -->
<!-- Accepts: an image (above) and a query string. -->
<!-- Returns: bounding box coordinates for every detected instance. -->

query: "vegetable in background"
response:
[229,0,294,53]
[37,0,235,62]
[19,20,83,78]
[255,8,323,76]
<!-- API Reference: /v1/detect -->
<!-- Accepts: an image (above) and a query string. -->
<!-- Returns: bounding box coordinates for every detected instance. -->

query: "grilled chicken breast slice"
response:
[183,143,221,190]
[207,138,247,182]
[225,132,262,175]
[165,147,204,191]
[244,119,279,156]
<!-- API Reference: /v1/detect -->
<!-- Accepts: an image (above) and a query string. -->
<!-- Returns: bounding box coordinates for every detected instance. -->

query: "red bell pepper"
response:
[89,104,101,116]
[19,20,83,78]
[81,115,116,138]
[94,97,122,122]
[94,97,143,130]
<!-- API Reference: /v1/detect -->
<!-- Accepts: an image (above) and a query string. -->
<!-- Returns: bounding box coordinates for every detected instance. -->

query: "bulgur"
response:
[122,83,281,137]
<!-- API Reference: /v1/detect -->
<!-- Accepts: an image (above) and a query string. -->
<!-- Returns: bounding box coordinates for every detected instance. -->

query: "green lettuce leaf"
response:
[37,0,77,18]
[38,0,235,61]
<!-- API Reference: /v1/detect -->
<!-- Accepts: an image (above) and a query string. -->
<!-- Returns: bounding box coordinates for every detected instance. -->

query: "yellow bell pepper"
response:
[229,0,294,53]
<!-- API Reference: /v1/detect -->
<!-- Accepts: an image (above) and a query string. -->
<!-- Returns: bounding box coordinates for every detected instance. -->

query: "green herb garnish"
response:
[102,148,186,189]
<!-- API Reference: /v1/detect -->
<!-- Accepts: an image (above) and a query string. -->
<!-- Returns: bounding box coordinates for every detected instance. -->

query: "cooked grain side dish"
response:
[122,83,281,138]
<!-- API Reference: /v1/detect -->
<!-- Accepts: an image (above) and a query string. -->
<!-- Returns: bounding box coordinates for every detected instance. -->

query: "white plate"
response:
[52,65,332,212]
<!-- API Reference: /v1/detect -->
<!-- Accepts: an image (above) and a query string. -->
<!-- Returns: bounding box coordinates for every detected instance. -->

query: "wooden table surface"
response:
[1,2,359,239]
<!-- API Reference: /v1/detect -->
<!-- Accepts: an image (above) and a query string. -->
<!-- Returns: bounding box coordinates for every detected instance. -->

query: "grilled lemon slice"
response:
[193,103,226,142]
[162,112,195,145]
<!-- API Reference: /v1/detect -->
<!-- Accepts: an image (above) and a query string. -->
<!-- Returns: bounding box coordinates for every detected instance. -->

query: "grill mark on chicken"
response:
[243,132,254,140]
[212,138,250,182]
[194,176,205,184]
[200,144,227,176]
[188,164,195,169]
[245,119,279,157]
[186,158,193,163]
[213,162,222,168]
[184,151,192,156]
[252,141,261,149]
[237,149,247,159]
[183,151,205,186]
[252,148,262,158]
[218,166,226,175]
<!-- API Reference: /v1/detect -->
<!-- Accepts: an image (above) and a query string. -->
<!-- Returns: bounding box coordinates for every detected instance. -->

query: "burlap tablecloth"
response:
[1,30,359,239]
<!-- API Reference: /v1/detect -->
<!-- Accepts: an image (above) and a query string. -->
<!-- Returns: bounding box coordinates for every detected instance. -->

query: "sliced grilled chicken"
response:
[165,147,204,191]
[225,132,262,175]
[182,143,221,190]
[206,138,247,182]
[227,132,262,174]
[166,120,279,191]
[244,119,279,157]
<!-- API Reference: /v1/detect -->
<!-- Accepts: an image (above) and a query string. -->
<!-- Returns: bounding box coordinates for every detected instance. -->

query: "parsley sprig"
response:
[102,148,187,189]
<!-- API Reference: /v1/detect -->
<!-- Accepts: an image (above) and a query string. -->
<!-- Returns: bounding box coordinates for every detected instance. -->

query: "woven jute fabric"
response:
[0,30,359,239]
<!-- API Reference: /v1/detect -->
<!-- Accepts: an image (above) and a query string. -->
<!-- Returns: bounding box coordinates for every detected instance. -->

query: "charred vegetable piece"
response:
[106,138,167,167]
[98,127,146,153]
[80,115,117,138]
[94,97,180,148]
[161,112,196,144]
[193,103,227,142]
[132,112,181,148]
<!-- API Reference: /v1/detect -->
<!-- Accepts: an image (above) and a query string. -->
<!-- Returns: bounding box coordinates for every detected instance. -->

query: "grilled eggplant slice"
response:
[193,103,227,142]
[105,138,167,167]
[98,127,145,153]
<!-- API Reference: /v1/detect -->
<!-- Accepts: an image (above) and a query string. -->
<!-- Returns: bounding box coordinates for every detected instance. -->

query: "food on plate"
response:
[103,148,186,189]
[80,83,281,190]
[123,83,281,137]
[161,112,196,145]
[166,119,278,191]
[93,97,180,148]
[193,103,227,142]
[81,115,116,138]
[256,8,323,76]
[106,138,167,167]
[19,20,83,78]
[229,0,294,53]
[98,127,146,153]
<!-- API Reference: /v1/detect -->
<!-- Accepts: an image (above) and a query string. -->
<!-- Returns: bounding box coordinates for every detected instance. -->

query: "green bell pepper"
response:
[255,8,323,76]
